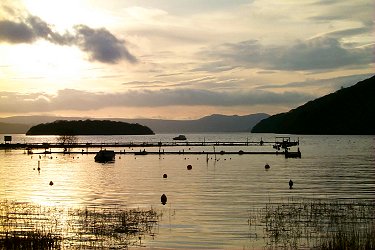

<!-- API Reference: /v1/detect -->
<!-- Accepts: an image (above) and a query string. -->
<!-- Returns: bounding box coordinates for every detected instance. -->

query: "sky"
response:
[0,0,373,120]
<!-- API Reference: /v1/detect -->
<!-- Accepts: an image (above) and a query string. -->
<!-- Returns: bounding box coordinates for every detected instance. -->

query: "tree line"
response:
[26,120,154,135]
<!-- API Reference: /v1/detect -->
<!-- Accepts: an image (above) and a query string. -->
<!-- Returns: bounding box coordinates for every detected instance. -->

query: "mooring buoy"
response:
[265,163,270,169]
[187,164,192,170]
[163,173,168,178]
[161,194,167,205]
[49,181,54,186]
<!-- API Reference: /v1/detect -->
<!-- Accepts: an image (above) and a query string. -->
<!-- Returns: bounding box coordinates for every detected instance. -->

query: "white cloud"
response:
[0,88,315,113]
[200,37,372,72]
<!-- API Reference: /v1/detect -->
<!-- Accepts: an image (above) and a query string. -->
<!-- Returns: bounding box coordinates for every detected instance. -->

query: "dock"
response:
[0,137,301,158]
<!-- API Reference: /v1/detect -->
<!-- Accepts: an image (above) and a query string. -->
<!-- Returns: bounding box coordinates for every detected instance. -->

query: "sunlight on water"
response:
[1,133,374,248]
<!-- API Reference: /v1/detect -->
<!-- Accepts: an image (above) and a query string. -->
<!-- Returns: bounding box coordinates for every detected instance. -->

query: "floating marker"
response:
[161,194,167,205]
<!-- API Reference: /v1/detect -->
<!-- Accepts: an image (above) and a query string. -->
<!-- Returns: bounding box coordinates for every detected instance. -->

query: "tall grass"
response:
[0,200,159,249]
[249,198,375,249]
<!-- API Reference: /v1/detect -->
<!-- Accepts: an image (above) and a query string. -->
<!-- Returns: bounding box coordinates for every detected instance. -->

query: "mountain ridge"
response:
[251,75,375,135]
[0,113,269,134]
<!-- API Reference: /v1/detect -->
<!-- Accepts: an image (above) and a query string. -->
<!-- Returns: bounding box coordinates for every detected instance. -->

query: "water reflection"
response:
[0,201,159,249]
[0,134,374,248]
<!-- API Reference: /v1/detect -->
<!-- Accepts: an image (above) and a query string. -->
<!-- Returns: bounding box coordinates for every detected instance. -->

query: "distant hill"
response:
[0,122,31,134]
[251,75,375,135]
[1,113,269,134]
[120,113,270,133]
[26,120,154,135]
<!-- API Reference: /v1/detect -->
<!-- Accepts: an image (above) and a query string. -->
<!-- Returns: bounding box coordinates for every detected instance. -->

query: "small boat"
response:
[95,149,115,162]
[173,135,187,140]
[135,149,147,155]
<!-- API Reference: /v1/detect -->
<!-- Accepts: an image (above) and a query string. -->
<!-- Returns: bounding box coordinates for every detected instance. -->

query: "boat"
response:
[95,149,115,162]
[173,135,187,140]
[135,149,148,155]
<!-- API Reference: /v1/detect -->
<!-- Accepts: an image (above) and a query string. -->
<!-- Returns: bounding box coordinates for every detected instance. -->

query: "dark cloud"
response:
[74,25,137,64]
[0,5,136,64]
[0,20,35,43]
[279,37,371,70]
[0,88,314,113]
[201,37,372,72]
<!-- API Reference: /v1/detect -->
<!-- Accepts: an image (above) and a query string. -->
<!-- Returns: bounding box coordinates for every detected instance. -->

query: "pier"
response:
[0,137,301,157]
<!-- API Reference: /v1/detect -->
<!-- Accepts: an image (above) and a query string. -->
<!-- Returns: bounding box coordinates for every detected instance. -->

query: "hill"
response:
[0,122,31,134]
[251,75,375,135]
[26,120,154,135]
[1,113,269,134]
[121,113,269,133]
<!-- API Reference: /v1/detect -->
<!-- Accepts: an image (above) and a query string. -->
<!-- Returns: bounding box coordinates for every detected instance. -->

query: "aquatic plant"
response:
[248,198,375,249]
[0,200,159,249]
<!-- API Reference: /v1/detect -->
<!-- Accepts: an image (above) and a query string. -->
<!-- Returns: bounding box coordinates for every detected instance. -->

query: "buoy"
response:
[161,194,167,205]
[289,179,293,189]
[49,181,54,186]
[187,164,192,170]
[265,163,270,169]
[163,173,168,178]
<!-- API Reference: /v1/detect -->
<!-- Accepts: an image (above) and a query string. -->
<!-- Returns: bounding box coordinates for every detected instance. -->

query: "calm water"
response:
[1,133,374,248]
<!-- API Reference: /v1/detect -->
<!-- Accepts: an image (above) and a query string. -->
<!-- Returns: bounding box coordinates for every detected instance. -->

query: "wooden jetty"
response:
[0,137,301,158]
[0,137,298,149]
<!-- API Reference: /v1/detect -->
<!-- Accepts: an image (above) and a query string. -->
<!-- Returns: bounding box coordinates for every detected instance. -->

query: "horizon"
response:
[1,0,374,119]
[1,112,269,122]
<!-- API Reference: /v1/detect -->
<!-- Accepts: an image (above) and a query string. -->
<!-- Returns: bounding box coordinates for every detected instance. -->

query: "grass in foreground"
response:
[248,198,375,249]
[0,200,159,249]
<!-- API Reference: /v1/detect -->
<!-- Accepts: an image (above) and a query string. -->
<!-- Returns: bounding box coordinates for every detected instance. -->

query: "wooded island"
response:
[26,120,154,135]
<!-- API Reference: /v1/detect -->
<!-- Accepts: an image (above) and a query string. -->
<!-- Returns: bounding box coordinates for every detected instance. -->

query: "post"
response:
[4,135,12,144]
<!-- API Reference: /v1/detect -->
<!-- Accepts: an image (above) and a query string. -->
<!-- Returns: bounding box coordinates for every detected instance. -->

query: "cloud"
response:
[309,0,373,25]
[74,25,137,64]
[0,88,314,114]
[201,36,372,72]
[255,73,374,90]
[0,4,136,64]
[0,20,35,43]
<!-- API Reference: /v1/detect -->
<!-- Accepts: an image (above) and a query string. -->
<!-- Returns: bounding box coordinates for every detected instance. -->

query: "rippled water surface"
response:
[1,133,374,248]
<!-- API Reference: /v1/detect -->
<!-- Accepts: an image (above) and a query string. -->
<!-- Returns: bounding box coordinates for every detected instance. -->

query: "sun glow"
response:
[0,41,92,91]
[22,0,114,31]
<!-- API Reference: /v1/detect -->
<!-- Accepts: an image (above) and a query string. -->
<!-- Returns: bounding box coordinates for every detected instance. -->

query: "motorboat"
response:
[173,135,187,140]
[95,149,115,162]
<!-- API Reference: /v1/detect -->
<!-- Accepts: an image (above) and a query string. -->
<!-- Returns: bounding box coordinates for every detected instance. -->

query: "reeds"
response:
[0,200,159,249]
[249,198,375,249]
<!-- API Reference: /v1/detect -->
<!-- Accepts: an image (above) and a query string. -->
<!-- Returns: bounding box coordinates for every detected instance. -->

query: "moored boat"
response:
[95,149,115,162]
[135,149,147,155]
[173,135,187,140]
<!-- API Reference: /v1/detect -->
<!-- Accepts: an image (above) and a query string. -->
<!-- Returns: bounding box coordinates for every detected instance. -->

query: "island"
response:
[26,120,154,135]
[251,75,375,135]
